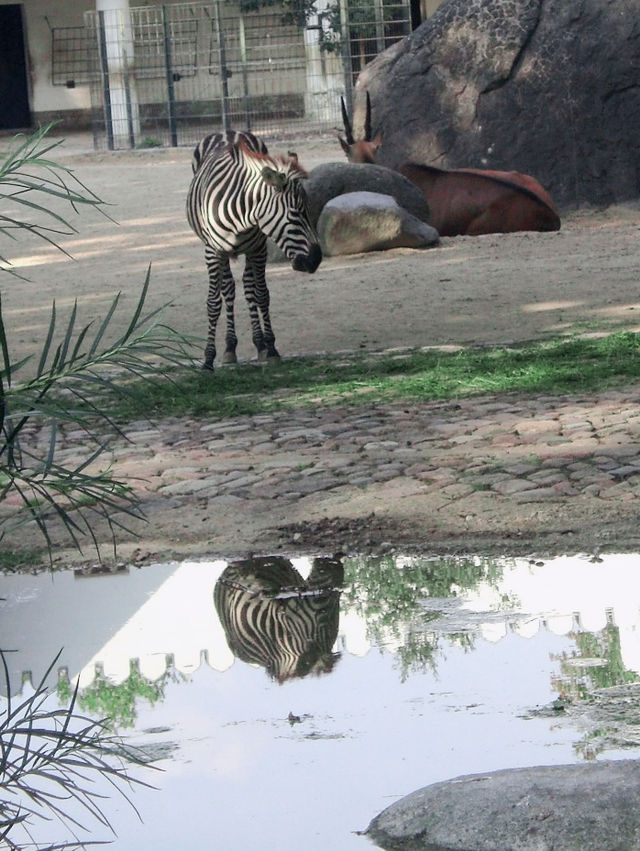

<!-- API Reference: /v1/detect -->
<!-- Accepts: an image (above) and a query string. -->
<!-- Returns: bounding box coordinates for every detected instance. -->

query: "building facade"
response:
[0,0,446,140]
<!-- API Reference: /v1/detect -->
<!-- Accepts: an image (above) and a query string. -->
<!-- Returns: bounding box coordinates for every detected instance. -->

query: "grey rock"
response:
[611,465,640,480]
[317,192,439,256]
[365,760,640,850]
[356,0,640,207]
[303,162,432,227]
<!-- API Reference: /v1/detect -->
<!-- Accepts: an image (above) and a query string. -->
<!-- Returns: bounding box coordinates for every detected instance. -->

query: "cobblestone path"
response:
[10,381,640,564]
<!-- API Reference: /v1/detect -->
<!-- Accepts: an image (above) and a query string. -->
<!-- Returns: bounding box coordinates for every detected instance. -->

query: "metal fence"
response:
[76,0,410,150]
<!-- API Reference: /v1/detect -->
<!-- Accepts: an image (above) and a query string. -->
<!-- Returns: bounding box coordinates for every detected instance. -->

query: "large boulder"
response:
[356,0,640,208]
[317,191,439,255]
[303,162,432,227]
[365,760,640,850]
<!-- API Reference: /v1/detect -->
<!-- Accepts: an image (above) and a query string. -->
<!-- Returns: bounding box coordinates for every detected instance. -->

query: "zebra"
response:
[186,132,322,370]
[214,556,344,682]
[191,129,268,174]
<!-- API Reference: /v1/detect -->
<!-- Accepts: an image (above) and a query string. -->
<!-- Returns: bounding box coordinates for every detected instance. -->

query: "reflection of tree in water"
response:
[550,622,640,761]
[57,659,185,729]
[392,628,476,681]
[214,555,344,682]
[553,623,640,701]
[343,555,505,680]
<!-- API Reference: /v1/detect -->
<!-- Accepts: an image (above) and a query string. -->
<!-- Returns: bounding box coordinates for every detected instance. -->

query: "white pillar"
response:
[303,0,345,122]
[96,0,140,148]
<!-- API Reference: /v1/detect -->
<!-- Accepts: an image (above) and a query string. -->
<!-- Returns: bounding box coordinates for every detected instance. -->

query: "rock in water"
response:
[365,760,640,850]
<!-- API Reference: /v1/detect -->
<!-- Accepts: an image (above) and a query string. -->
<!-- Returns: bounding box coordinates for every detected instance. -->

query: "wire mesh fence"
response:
[75,0,410,150]
[50,25,94,88]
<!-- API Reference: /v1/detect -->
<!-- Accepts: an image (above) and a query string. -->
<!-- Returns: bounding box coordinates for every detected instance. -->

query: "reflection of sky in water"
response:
[1,553,639,850]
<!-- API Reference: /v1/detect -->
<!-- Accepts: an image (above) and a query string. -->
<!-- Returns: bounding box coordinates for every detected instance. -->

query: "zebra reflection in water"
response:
[214,556,344,682]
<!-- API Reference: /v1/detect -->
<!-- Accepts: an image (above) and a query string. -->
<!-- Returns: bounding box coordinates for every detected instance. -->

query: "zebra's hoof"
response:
[222,351,238,364]
[201,361,214,371]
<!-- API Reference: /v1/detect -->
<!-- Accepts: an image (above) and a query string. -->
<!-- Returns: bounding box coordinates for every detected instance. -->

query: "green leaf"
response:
[0,125,196,563]
[0,292,11,387]
[37,300,57,378]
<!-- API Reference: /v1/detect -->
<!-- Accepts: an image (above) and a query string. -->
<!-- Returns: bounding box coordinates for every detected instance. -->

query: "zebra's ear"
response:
[261,166,287,191]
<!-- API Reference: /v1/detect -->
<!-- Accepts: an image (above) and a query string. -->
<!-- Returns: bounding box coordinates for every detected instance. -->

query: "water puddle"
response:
[2,552,640,849]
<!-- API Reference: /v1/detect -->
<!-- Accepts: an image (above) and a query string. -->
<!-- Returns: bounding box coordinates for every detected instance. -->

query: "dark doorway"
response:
[410,0,422,29]
[0,5,31,130]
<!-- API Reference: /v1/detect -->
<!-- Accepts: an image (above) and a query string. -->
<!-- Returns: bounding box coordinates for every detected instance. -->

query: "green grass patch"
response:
[101,331,640,423]
[0,548,47,571]
[136,136,163,148]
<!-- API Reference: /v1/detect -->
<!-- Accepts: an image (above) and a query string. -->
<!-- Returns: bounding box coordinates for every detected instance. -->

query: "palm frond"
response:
[0,123,111,278]
[0,649,155,849]
[0,125,197,563]
[0,281,193,558]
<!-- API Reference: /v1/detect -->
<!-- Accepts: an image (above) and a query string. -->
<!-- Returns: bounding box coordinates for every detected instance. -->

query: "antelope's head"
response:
[338,92,382,164]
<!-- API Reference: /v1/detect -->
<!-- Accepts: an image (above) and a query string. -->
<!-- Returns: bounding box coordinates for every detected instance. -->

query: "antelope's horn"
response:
[364,91,372,143]
[340,96,354,144]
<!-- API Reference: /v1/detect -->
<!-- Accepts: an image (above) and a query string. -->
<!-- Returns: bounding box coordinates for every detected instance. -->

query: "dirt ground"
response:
[3,132,640,366]
[2,131,640,566]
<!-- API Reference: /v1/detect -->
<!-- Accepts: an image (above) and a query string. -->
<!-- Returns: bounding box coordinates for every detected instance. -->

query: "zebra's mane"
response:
[236,138,308,179]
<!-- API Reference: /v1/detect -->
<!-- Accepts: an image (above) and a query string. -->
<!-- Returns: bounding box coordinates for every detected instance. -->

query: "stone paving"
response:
[16,383,640,514]
[5,379,640,561]
[127,388,638,500]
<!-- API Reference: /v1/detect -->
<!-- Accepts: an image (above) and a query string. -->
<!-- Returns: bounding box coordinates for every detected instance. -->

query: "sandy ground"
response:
[2,130,640,566]
[2,131,640,368]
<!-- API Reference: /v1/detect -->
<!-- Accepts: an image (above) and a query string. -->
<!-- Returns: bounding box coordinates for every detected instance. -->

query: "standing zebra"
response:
[191,129,268,174]
[214,556,344,682]
[186,131,322,369]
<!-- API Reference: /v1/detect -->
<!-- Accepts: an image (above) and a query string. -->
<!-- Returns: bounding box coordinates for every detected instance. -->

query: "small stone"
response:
[610,465,640,480]
[516,486,560,502]
[493,479,539,495]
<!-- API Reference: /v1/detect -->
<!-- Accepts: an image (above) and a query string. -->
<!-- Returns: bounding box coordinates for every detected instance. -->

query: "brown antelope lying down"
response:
[339,94,561,237]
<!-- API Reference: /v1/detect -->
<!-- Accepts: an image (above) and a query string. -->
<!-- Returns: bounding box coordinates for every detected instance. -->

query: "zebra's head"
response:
[247,148,322,273]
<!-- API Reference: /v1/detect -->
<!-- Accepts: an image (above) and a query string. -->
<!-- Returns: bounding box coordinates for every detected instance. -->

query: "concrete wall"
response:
[2,0,344,132]
[420,0,446,20]
[0,0,94,126]
[1,0,396,135]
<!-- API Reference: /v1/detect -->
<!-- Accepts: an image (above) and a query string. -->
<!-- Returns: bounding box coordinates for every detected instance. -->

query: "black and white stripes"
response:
[191,129,268,174]
[214,557,343,682]
[186,131,321,369]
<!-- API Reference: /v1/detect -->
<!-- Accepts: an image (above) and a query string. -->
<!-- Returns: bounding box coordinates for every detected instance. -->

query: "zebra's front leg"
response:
[245,245,280,361]
[203,247,224,369]
[220,258,239,363]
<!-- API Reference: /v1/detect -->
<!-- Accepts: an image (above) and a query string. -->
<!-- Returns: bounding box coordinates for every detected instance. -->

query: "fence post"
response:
[339,0,353,112]
[161,5,178,146]
[374,0,385,53]
[97,11,114,150]
[238,15,251,130]
[213,0,231,132]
